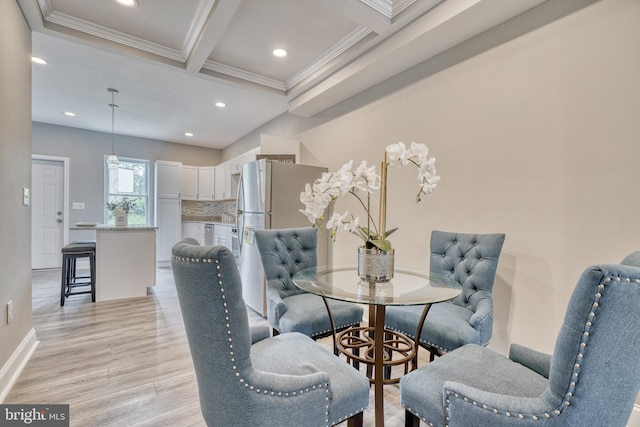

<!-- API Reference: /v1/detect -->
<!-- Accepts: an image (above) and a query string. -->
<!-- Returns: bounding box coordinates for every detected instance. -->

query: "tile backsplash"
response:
[182,200,236,221]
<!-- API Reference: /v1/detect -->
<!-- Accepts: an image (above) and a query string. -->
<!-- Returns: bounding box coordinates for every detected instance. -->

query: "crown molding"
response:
[42,11,185,62]
[38,0,185,62]
[358,0,416,19]
[181,0,217,58]
[286,26,373,90]
[205,26,373,93]
[202,61,286,91]
[37,0,53,16]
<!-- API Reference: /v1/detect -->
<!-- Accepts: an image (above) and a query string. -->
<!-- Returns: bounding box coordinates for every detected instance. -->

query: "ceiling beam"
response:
[319,0,392,34]
[17,0,46,31]
[185,0,243,73]
[288,0,547,117]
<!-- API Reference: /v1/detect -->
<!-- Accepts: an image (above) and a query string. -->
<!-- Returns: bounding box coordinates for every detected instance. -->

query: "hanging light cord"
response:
[108,88,119,155]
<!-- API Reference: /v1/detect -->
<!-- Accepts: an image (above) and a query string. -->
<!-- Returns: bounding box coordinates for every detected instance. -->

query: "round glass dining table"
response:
[293,266,461,427]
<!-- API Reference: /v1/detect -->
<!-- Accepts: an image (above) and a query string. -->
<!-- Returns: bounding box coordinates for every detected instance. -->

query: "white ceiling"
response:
[18,0,549,149]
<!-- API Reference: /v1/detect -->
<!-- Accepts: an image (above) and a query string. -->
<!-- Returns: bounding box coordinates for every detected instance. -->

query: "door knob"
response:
[57,219,63,223]
[57,211,62,215]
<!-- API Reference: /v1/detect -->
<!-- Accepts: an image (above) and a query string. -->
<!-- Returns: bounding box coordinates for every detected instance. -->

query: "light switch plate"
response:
[22,188,29,206]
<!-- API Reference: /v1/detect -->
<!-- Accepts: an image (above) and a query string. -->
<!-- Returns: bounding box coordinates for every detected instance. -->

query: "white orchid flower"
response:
[386,142,409,166]
[344,216,360,233]
[409,142,429,164]
[352,161,380,193]
[326,211,350,240]
[300,141,439,250]
[420,175,441,195]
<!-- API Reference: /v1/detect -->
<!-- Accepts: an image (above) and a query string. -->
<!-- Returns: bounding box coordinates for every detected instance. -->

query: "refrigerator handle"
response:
[237,213,245,253]
[236,170,244,253]
[236,167,244,212]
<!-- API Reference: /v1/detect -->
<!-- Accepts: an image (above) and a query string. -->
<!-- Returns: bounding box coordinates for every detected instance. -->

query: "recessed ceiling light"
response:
[273,48,287,58]
[63,112,76,117]
[115,0,138,7]
[185,132,193,137]
[215,102,226,108]
[31,56,47,65]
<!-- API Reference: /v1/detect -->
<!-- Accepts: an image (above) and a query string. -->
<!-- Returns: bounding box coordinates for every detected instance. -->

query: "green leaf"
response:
[360,226,373,235]
[352,228,369,242]
[383,227,398,239]
[360,226,381,241]
[372,239,392,251]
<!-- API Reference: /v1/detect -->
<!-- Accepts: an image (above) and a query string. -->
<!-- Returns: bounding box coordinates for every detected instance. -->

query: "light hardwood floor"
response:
[5,267,431,426]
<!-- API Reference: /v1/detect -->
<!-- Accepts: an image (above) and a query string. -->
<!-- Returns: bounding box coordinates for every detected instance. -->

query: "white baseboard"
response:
[0,328,38,402]
[628,404,640,427]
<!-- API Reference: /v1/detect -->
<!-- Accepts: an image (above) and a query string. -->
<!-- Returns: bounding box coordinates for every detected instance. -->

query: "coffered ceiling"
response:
[18,0,550,149]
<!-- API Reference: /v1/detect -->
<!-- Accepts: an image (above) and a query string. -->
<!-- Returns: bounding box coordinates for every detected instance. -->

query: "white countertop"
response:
[70,225,158,231]
[181,220,236,226]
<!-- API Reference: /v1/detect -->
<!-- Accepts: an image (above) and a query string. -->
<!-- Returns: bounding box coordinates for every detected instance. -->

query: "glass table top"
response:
[293,266,462,306]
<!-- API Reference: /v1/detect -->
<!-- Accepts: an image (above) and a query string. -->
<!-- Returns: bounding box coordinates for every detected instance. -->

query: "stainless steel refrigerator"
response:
[236,159,327,316]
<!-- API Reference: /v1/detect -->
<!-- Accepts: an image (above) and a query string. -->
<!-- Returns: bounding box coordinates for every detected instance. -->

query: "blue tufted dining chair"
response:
[621,250,640,267]
[255,228,363,340]
[400,261,640,427]
[171,239,369,427]
[385,230,505,361]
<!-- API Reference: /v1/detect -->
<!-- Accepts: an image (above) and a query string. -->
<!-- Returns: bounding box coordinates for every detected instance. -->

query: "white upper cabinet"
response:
[197,167,215,200]
[214,161,232,200]
[230,149,258,175]
[155,160,182,199]
[181,165,216,200]
[181,165,198,200]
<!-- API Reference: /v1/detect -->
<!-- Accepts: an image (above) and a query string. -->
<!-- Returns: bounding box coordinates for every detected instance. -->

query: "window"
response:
[104,157,149,225]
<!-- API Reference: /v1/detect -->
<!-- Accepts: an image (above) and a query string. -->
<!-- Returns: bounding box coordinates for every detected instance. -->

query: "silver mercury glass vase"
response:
[357,247,394,282]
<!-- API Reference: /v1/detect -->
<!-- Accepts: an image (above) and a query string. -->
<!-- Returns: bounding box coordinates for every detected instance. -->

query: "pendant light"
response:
[106,88,120,171]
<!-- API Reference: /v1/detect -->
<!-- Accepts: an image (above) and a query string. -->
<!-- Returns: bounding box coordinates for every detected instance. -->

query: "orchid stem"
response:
[350,190,379,237]
[379,153,387,241]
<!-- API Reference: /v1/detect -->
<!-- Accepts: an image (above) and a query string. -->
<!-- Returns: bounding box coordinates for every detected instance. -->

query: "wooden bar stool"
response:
[60,240,96,306]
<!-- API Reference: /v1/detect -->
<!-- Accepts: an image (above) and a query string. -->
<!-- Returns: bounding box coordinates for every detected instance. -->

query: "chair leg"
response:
[90,252,96,302]
[347,411,363,427]
[352,328,360,370]
[405,409,420,427]
[69,257,76,283]
[60,256,68,306]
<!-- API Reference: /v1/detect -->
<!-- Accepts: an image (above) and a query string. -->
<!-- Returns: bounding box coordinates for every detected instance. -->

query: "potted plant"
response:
[299,142,440,281]
[106,197,137,226]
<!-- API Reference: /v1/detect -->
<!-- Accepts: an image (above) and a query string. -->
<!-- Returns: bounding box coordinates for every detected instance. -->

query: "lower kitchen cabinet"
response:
[155,198,181,264]
[182,222,205,243]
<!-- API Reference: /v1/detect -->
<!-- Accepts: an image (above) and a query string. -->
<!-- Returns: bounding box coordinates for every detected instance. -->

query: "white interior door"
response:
[32,158,65,269]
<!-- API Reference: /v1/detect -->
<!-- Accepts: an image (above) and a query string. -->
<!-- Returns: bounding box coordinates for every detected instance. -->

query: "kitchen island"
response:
[70,225,157,302]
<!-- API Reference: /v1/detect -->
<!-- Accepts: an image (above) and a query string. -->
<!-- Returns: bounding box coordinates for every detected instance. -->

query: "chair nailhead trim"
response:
[441,274,631,423]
